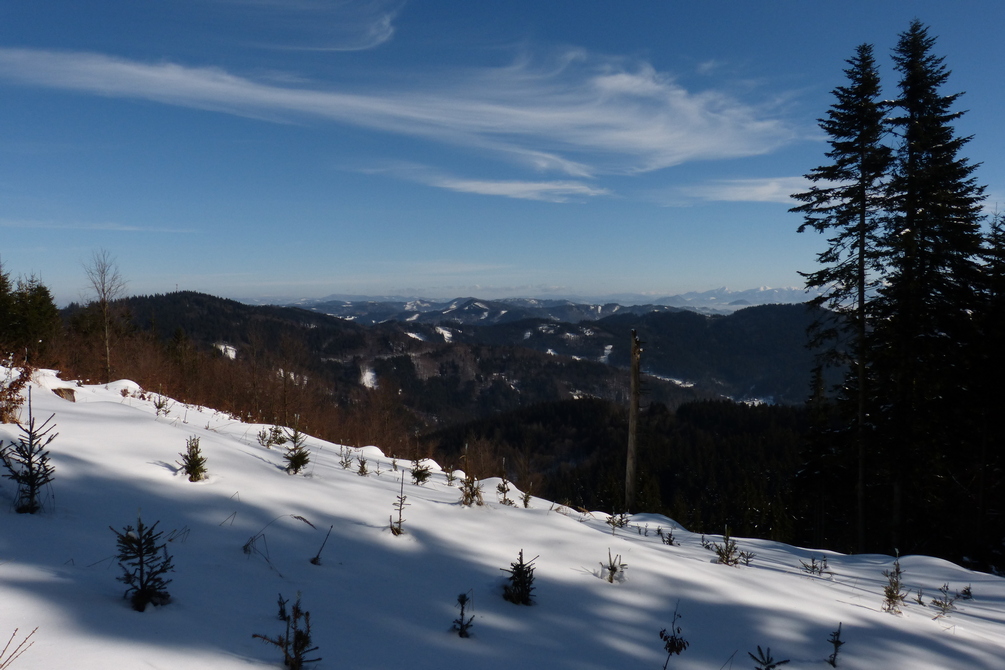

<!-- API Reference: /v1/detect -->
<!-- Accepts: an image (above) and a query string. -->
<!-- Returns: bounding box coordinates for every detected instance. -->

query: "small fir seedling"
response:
[606,513,629,535]
[496,476,515,506]
[958,584,973,600]
[826,622,844,667]
[338,447,353,470]
[931,583,958,618]
[800,556,830,577]
[459,472,484,506]
[258,425,289,449]
[284,424,310,475]
[152,395,172,417]
[390,477,408,536]
[659,601,689,670]
[713,526,741,566]
[1,389,56,513]
[356,455,369,477]
[882,551,907,613]
[444,466,457,486]
[502,550,537,605]
[177,435,207,482]
[310,525,333,565]
[749,645,790,670]
[600,549,627,583]
[411,458,432,486]
[452,592,475,638]
[111,515,174,612]
[0,626,38,669]
[914,588,925,605]
[700,534,713,550]
[253,592,321,670]
[739,550,756,567]
[521,488,532,508]
[657,526,680,546]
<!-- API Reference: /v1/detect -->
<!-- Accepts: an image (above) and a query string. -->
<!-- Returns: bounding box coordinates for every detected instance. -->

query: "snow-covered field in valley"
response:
[2,366,1004,669]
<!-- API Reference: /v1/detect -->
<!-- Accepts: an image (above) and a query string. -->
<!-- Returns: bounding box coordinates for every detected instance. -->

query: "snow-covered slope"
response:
[2,368,1004,669]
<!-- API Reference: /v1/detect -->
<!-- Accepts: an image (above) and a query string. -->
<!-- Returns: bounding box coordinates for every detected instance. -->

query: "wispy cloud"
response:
[363,162,609,201]
[209,0,400,52]
[683,177,810,204]
[0,217,193,233]
[0,47,797,177]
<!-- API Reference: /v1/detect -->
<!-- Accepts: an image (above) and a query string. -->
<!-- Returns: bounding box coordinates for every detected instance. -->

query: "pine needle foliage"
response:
[410,458,431,486]
[253,592,321,670]
[111,516,174,612]
[502,549,537,605]
[451,593,474,638]
[1,389,56,514]
[390,477,408,536]
[882,552,907,613]
[749,645,790,670]
[177,435,207,482]
[284,423,310,475]
[459,472,483,506]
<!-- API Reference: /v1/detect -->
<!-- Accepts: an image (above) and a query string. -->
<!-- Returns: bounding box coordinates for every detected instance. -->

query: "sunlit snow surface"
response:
[1,367,1005,669]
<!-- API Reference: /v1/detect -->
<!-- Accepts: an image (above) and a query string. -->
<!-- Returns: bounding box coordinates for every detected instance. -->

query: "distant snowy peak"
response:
[292,287,819,326]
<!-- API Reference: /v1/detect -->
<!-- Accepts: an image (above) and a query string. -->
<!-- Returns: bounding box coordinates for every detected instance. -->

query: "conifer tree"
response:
[791,43,892,553]
[872,20,985,550]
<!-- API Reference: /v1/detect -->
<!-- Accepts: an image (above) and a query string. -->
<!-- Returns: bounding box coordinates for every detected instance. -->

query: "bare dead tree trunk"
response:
[83,249,126,384]
[625,329,641,512]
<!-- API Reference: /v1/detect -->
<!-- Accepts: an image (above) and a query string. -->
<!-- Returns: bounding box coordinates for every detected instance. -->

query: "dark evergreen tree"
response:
[0,260,14,353]
[1,389,56,513]
[111,516,174,611]
[3,275,60,364]
[791,43,893,553]
[872,20,985,552]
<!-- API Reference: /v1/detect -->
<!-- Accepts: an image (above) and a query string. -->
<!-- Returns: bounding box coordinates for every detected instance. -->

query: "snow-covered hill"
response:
[1,367,1003,669]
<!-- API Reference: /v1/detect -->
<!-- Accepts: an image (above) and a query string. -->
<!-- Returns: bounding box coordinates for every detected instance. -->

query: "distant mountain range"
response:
[288,286,819,326]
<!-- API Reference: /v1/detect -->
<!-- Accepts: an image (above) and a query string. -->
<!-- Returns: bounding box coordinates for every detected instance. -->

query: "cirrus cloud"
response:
[0,47,798,178]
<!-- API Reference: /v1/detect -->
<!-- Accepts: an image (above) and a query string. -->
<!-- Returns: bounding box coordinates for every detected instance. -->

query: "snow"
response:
[406,332,426,341]
[435,326,453,343]
[360,367,377,389]
[600,344,613,364]
[214,343,238,360]
[2,367,1005,669]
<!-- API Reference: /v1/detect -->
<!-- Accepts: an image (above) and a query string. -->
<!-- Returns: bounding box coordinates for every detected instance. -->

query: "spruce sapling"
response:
[931,583,958,618]
[411,458,431,485]
[749,646,790,670]
[111,516,174,611]
[459,472,483,506]
[451,593,474,638]
[253,592,321,669]
[882,551,907,613]
[502,550,537,605]
[1,389,56,513]
[600,549,627,583]
[284,423,310,475]
[390,477,408,536]
[177,435,207,482]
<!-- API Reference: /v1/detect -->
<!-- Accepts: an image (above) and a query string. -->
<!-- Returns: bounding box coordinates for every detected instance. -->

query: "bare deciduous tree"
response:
[83,249,126,383]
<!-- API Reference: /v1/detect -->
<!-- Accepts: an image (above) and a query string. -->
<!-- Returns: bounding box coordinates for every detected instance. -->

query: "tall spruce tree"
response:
[791,43,892,553]
[872,20,985,552]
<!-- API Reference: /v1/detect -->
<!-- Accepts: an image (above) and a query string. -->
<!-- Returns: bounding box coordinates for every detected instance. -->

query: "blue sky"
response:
[2,1,1004,305]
